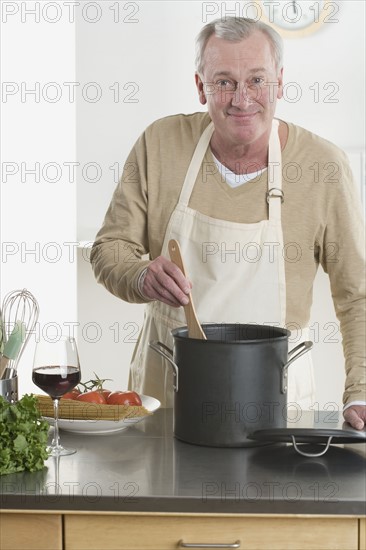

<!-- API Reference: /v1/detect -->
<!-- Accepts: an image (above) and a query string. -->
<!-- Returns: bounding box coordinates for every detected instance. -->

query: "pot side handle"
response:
[149,341,179,392]
[281,341,313,394]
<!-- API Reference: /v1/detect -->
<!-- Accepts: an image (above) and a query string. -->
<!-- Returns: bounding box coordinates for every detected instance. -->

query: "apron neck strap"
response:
[178,122,214,207]
[267,119,283,222]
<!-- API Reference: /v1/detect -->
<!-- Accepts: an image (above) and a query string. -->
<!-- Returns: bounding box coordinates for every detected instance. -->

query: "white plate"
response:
[43,395,161,435]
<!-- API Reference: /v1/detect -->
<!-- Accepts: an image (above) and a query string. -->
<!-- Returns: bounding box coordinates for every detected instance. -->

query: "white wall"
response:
[1,2,77,396]
[1,1,365,406]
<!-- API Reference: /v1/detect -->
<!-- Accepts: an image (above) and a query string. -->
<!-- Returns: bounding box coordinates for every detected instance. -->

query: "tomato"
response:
[101,389,112,400]
[62,388,81,400]
[76,391,106,404]
[107,391,142,406]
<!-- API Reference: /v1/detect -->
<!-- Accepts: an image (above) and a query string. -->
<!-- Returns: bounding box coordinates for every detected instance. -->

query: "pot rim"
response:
[171,323,291,344]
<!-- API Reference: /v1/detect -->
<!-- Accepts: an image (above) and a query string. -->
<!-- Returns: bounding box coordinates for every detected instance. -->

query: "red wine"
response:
[33,366,81,398]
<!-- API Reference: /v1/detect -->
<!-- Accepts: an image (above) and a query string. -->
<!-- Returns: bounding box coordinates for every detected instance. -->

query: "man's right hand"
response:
[141,256,192,307]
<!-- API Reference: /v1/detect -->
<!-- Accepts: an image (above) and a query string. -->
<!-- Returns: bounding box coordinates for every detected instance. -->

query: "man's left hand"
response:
[343,405,366,430]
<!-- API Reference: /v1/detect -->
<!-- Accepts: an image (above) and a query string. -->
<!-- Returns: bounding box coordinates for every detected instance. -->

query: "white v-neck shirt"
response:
[212,153,267,187]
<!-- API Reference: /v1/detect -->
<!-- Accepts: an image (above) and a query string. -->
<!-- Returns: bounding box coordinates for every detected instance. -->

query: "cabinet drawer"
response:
[64,514,358,550]
[0,512,62,550]
[360,519,366,550]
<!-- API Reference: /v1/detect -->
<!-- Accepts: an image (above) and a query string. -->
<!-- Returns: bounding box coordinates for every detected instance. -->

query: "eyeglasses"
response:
[203,79,278,101]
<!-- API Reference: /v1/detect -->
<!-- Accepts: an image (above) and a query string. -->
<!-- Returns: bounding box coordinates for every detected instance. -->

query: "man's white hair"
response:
[195,17,284,75]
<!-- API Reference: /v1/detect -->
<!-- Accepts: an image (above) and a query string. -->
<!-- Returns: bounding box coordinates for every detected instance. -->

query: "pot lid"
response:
[249,412,366,457]
[249,426,366,444]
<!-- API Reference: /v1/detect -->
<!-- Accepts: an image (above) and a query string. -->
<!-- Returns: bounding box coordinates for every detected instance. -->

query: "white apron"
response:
[129,119,315,408]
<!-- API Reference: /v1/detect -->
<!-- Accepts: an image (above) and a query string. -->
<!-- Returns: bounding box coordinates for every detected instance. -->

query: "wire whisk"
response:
[1,289,40,379]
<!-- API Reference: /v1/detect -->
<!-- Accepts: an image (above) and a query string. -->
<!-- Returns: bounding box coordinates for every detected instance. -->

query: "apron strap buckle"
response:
[267,188,284,204]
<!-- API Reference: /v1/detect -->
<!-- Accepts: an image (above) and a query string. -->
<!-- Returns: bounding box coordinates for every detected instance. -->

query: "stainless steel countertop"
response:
[1,409,365,515]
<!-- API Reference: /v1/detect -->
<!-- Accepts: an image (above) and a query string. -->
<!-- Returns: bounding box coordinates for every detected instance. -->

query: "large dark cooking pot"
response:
[150,323,313,447]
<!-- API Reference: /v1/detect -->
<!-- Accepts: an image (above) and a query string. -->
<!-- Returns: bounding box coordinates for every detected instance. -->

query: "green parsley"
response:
[0,394,49,475]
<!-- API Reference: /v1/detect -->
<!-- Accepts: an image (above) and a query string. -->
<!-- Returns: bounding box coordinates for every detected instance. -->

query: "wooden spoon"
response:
[168,239,207,340]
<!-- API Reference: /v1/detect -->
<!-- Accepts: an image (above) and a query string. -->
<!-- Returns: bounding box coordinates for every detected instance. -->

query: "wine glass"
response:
[32,335,81,456]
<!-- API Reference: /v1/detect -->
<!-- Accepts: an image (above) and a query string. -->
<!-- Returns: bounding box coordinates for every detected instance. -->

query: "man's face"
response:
[196,32,283,147]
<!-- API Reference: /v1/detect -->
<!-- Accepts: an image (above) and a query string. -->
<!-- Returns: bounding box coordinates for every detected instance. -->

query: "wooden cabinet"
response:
[64,513,359,550]
[0,512,62,550]
[1,511,364,550]
[360,519,366,550]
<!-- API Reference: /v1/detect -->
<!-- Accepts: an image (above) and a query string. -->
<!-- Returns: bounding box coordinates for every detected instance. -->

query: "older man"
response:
[91,17,365,429]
